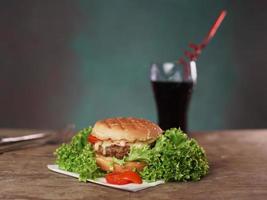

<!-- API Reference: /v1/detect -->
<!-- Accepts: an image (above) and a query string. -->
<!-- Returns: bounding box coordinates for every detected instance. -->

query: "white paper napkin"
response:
[47,165,164,192]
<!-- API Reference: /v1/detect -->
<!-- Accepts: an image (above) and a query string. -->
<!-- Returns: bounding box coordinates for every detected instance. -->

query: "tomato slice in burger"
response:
[105,171,142,185]
[88,134,100,144]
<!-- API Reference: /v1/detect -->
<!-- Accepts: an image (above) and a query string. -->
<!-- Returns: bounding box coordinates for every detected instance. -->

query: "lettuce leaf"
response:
[126,145,152,163]
[140,128,209,182]
[54,127,104,181]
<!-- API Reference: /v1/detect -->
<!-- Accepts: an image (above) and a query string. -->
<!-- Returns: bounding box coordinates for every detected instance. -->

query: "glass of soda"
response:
[150,61,197,132]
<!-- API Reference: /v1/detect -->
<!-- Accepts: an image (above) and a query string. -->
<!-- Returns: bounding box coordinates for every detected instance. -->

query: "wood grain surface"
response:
[0,129,267,200]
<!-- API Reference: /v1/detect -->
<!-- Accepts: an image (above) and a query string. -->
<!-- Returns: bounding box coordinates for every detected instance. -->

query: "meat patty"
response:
[97,145,130,159]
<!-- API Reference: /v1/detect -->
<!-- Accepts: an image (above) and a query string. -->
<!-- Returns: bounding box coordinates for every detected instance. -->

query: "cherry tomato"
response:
[105,171,142,185]
[88,134,100,144]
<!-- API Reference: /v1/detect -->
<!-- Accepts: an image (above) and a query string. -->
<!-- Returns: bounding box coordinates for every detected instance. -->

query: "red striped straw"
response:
[179,10,227,64]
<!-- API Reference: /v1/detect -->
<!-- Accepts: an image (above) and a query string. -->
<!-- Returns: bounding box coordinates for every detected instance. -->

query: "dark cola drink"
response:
[151,81,193,132]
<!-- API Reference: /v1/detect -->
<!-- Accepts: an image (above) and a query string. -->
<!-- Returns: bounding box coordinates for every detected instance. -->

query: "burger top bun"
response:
[91,117,163,143]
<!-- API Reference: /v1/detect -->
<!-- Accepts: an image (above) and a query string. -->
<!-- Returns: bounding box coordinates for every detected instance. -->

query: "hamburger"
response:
[88,117,163,173]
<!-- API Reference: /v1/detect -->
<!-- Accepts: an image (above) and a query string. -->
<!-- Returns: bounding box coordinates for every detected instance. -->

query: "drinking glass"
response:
[150,61,197,132]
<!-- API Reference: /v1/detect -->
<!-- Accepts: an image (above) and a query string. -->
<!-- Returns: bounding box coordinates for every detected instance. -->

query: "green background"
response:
[2,0,266,131]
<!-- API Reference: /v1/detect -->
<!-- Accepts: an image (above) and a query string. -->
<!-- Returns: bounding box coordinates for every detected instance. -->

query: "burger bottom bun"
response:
[96,154,146,173]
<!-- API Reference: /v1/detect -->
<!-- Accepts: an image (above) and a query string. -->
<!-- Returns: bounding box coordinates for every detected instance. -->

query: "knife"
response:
[0,125,75,154]
[0,132,52,154]
[0,132,48,144]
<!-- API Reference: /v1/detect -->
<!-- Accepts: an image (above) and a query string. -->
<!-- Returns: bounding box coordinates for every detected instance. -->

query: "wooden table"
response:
[0,129,267,200]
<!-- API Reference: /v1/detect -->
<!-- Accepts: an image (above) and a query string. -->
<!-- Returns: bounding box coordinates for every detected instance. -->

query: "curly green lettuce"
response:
[54,127,104,181]
[140,128,209,182]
